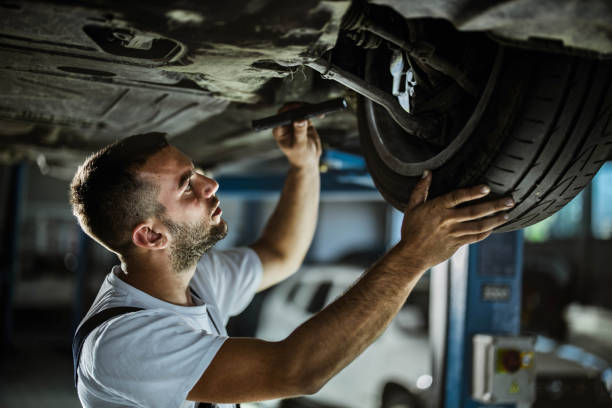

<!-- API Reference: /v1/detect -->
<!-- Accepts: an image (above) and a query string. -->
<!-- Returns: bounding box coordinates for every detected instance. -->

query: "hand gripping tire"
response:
[359,46,612,231]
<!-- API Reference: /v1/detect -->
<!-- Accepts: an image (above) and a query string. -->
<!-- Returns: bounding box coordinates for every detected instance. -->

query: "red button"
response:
[502,349,521,373]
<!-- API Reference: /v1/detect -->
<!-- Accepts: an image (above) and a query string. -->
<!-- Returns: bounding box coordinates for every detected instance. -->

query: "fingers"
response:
[273,101,307,147]
[273,119,311,146]
[442,185,491,209]
[462,230,493,245]
[272,124,292,146]
[451,213,510,237]
[406,170,432,211]
[452,197,515,222]
[293,120,308,145]
[308,124,322,153]
[273,101,322,162]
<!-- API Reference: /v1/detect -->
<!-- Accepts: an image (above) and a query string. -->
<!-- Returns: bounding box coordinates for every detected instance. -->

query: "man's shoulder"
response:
[87,308,175,343]
[83,308,198,368]
[193,247,263,321]
[78,304,227,408]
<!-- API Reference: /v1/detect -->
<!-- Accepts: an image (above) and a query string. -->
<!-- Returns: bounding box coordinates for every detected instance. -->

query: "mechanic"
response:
[70,108,515,408]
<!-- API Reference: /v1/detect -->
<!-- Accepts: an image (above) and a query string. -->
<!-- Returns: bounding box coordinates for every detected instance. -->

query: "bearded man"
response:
[70,112,514,408]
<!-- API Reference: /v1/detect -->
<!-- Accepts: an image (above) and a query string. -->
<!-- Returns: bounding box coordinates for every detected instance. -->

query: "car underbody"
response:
[2,0,611,179]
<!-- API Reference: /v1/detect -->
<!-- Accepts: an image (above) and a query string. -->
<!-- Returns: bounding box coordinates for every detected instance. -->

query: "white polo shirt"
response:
[76,247,263,408]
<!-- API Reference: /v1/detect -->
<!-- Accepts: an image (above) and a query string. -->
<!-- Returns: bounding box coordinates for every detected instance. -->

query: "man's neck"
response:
[117,254,197,307]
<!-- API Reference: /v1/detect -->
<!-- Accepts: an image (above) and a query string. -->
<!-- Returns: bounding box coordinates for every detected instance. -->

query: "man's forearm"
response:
[254,163,320,282]
[281,244,426,393]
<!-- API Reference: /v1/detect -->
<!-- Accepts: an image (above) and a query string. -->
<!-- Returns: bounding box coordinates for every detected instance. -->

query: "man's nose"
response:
[200,175,219,198]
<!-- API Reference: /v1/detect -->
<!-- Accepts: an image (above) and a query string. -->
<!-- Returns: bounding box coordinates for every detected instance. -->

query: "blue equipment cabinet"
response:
[432,231,535,408]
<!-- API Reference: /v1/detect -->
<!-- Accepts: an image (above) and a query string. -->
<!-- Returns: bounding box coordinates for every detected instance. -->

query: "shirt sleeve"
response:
[195,247,263,323]
[85,310,227,408]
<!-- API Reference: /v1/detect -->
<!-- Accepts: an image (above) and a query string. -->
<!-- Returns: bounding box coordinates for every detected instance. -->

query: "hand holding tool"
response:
[251,97,348,132]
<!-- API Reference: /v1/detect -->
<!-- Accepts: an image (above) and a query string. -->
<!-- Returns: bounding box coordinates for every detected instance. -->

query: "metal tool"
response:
[251,97,348,132]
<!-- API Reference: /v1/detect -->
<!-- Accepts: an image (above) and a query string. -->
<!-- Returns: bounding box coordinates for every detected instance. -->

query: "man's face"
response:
[138,145,227,272]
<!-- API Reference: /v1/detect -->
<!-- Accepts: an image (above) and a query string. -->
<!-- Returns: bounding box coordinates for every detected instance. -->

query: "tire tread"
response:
[492,56,612,231]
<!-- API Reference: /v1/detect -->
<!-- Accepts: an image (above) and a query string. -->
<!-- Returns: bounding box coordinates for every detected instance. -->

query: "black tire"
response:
[359,46,612,231]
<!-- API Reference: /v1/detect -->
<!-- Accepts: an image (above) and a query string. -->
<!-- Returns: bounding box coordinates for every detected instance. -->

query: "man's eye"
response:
[185,179,193,192]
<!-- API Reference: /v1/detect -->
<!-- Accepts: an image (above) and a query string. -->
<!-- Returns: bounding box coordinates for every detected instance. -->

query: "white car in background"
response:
[254,266,612,408]
[256,265,432,408]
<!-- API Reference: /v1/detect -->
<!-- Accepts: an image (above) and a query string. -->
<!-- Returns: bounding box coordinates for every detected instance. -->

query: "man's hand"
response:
[395,170,515,270]
[272,103,322,169]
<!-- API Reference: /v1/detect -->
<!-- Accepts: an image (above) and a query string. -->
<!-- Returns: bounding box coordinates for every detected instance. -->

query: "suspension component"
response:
[390,49,416,113]
[305,57,438,140]
[340,0,478,97]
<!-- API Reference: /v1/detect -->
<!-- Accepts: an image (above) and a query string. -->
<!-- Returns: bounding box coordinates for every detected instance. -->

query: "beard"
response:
[161,215,227,273]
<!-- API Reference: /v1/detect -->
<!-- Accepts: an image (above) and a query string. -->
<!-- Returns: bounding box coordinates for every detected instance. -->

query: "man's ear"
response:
[132,220,168,250]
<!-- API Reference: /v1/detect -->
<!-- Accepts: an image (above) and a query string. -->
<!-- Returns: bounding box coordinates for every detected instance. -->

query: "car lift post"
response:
[430,230,536,408]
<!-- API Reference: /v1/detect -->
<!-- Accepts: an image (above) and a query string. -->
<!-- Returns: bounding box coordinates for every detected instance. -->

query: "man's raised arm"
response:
[188,172,515,404]
[250,104,322,292]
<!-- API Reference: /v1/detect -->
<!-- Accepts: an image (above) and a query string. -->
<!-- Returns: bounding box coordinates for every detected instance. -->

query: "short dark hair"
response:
[70,132,169,254]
